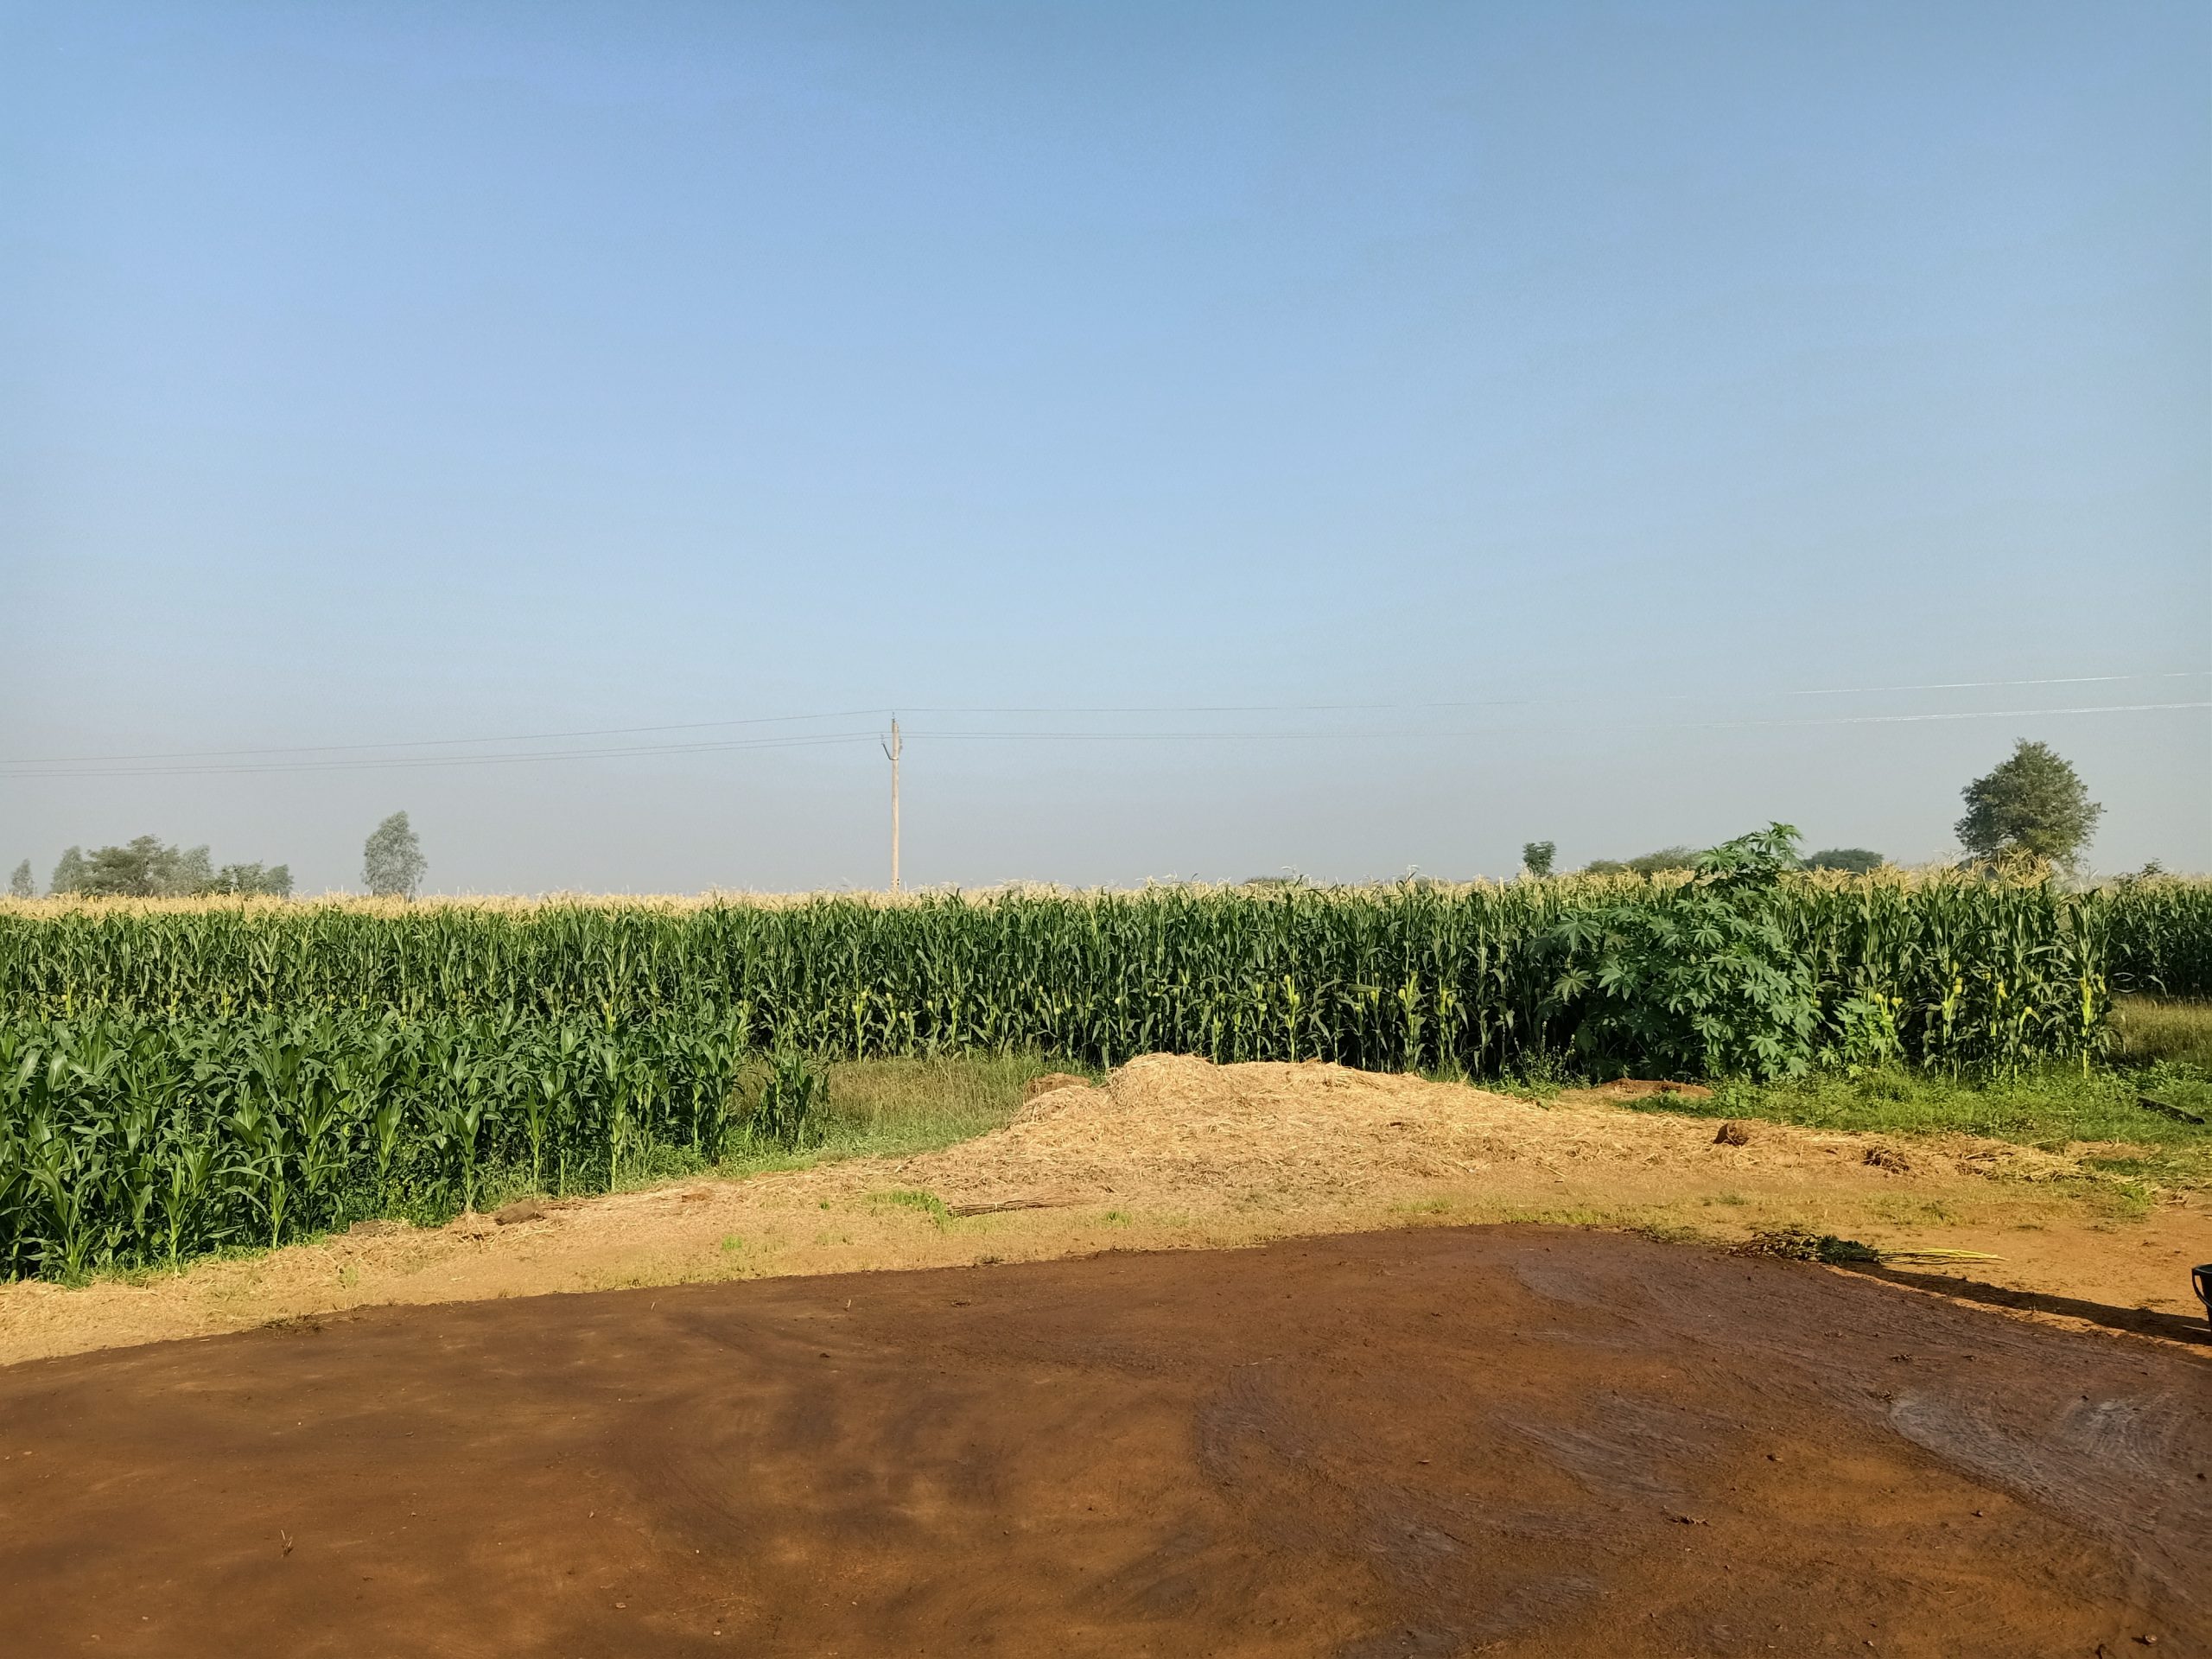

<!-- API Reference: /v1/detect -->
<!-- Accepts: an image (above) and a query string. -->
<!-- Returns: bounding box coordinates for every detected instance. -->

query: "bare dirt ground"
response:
[3,1224,2205,1656]
[5,1056,2208,1365]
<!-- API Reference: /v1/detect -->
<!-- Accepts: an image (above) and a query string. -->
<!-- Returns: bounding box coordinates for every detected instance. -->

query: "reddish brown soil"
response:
[2,1225,2205,1656]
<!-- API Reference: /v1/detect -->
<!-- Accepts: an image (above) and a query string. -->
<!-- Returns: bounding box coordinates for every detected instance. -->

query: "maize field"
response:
[0,1007,822,1281]
[3,874,2201,1058]
[2,873,2205,1281]
[2102,875,2212,1001]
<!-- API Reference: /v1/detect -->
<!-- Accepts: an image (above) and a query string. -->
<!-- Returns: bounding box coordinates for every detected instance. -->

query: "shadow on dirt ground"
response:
[1834,1258,2212,1346]
[2,1224,2203,1656]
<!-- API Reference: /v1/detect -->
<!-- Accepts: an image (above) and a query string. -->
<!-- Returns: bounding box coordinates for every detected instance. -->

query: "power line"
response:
[4,670,2204,772]
[1669,700,2212,731]
[0,707,893,767]
[905,701,2212,740]
[14,699,2203,781]
[2,731,884,780]
[6,680,2206,782]
[912,671,2212,715]
[1781,671,2210,697]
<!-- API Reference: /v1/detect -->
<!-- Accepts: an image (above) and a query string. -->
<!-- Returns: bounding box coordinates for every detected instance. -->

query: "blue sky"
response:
[4,1,2207,892]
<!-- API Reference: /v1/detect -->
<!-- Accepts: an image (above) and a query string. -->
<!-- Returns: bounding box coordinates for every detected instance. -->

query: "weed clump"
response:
[1736,1226,1881,1265]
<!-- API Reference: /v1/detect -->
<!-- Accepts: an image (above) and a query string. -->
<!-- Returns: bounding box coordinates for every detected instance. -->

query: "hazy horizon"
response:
[8,3,2208,893]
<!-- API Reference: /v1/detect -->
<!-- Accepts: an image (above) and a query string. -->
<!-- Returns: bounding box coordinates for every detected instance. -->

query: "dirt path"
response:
[3,1225,2205,1656]
[6,1056,2207,1365]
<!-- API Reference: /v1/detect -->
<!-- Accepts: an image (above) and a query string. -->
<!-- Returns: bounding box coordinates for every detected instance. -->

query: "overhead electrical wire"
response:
[906,700,2212,740]
[3,674,2205,780]
[1676,700,2212,730]
[0,707,896,767]
[909,670,2212,715]
[5,705,2205,779]
[3,732,885,780]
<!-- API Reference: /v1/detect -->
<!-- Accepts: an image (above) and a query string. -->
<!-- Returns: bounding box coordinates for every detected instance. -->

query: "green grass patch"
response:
[1737,1226,1881,1264]
[868,1188,953,1229]
[711,1052,1087,1179]
[1620,1062,2212,1152]
[1465,1027,2212,1205]
[2069,1169,2160,1221]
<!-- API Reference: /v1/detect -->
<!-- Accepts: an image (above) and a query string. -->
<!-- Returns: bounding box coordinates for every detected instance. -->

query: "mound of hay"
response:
[884,1054,2017,1209]
[868,1055,2093,1211]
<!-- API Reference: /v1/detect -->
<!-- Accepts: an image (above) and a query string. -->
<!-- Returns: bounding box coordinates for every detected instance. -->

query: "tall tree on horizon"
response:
[1955,740,2103,871]
[7,860,31,899]
[49,847,86,895]
[363,811,427,899]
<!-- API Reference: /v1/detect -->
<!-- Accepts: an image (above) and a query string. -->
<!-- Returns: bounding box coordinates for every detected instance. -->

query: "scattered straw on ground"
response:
[866,1054,2082,1206]
[3,1057,2204,1365]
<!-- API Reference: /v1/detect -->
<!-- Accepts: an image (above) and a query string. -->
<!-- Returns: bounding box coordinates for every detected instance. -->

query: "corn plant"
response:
[741,1048,828,1150]
[1,851,2202,1281]
[0,1008,754,1281]
[0,870,2189,1075]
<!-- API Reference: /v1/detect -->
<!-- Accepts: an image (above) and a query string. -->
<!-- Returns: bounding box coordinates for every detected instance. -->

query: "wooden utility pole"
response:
[884,717,902,893]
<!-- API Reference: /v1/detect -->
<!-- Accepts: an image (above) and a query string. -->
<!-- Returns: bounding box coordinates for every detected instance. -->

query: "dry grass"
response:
[2,861,2106,918]
[874,1055,2084,1209]
[2113,997,2212,1070]
[0,879,1534,917]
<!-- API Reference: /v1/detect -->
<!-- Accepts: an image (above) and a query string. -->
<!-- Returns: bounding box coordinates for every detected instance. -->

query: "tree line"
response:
[1522,739,2105,880]
[0,740,2132,899]
[25,840,294,900]
[9,810,427,900]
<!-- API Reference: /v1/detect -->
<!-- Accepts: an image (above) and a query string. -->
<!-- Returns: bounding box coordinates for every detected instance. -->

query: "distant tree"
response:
[1580,848,1698,877]
[8,860,31,899]
[1624,847,1698,876]
[76,836,166,897]
[169,844,214,894]
[74,836,215,898]
[206,861,295,898]
[1804,848,1885,874]
[363,811,427,899]
[1521,841,1557,879]
[49,847,86,895]
[1955,741,2102,870]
